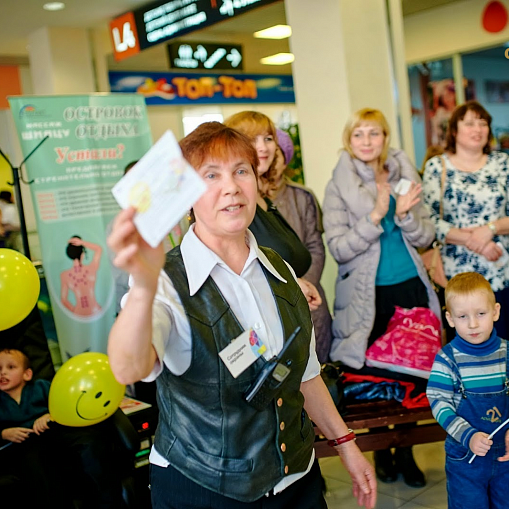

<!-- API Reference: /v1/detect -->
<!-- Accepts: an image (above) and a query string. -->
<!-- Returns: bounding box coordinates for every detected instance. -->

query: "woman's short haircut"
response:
[445,101,493,154]
[445,272,496,310]
[66,236,84,260]
[342,108,391,166]
[179,121,259,177]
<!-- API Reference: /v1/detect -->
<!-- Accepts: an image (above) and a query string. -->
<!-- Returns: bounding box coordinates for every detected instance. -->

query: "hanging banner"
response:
[109,71,295,104]
[8,94,153,360]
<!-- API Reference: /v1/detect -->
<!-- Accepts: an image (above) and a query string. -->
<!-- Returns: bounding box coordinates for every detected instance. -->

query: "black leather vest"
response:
[153,246,315,502]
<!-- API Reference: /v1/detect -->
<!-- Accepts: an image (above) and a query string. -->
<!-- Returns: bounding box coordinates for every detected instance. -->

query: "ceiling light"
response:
[254,25,292,39]
[43,2,65,11]
[260,53,295,66]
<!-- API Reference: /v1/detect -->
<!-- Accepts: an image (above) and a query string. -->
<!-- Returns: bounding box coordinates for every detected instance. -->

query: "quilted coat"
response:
[323,148,441,369]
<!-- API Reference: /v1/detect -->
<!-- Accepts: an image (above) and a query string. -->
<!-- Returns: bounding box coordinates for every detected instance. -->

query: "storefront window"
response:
[462,45,509,154]
[409,44,509,165]
[409,58,455,169]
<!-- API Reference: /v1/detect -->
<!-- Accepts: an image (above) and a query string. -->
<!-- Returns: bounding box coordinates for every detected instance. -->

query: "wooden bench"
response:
[314,400,446,457]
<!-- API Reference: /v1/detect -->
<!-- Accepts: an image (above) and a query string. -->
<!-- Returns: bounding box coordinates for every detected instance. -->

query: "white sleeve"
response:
[142,298,173,382]
[120,271,193,382]
[302,327,321,382]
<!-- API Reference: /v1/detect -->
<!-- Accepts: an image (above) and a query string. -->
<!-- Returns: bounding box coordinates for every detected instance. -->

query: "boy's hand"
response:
[498,429,509,462]
[1,427,33,443]
[469,432,492,456]
[33,413,52,435]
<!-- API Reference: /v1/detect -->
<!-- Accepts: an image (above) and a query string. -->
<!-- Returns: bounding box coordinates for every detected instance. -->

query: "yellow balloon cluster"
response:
[0,249,40,331]
[49,352,125,427]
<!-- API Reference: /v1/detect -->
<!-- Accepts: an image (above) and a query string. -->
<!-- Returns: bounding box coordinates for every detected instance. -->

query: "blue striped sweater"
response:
[426,330,507,447]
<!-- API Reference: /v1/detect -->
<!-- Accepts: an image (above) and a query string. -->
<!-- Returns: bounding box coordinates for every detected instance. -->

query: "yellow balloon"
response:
[0,249,40,331]
[49,352,125,427]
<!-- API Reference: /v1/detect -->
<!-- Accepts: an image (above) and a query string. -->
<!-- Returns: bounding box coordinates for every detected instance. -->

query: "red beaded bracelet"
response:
[327,429,356,447]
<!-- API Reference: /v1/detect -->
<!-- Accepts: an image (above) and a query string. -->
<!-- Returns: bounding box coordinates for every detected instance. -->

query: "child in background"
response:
[427,272,509,509]
[0,348,64,507]
[0,348,123,509]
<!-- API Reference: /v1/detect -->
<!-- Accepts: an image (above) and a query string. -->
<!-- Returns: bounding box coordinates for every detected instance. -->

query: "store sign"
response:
[109,12,141,61]
[168,42,243,70]
[109,70,295,105]
[110,0,279,59]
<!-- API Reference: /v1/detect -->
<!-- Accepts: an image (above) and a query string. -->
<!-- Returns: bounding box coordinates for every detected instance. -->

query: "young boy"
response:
[427,272,509,509]
[0,348,60,507]
[0,348,122,508]
[0,348,52,442]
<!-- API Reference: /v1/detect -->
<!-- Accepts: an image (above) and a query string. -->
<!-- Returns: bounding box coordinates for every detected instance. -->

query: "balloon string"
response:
[468,417,509,464]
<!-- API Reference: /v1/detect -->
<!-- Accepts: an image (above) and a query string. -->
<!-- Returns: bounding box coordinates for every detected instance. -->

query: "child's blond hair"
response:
[445,272,496,310]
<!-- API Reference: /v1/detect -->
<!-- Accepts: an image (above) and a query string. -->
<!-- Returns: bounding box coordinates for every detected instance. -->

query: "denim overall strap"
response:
[505,341,509,395]
[452,344,509,442]
[441,343,466,398]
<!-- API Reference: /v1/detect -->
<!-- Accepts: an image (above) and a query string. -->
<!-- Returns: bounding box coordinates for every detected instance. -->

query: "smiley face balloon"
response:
[49,352,125,427]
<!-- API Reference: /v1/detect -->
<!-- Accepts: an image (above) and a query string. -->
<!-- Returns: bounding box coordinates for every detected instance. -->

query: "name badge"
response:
[219,329,267,378]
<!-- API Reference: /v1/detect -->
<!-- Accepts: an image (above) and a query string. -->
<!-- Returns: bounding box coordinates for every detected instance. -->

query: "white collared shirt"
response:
[126,225,320,494]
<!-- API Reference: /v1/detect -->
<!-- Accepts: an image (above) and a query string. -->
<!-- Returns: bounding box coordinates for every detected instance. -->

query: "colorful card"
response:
[111,130,207,248]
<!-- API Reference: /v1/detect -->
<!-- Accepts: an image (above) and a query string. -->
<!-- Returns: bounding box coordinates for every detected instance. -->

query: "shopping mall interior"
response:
[1,1,509,508]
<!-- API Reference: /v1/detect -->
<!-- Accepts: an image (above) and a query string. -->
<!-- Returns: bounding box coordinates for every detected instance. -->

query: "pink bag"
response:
[365,307,442,379]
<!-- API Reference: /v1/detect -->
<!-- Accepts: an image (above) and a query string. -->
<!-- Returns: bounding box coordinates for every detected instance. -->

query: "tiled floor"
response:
[319,442,447,509]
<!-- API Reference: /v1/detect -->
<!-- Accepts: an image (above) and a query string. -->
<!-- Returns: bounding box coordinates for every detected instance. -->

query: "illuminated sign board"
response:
[110,0,279,60]
[168,42,243,70]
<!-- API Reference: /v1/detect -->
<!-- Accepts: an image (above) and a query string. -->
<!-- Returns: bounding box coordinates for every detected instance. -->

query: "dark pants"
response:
[0,432,70,509]
[56,421,123,509]
[150,459,328,509]
[446,442,509,509]
[1,422,123,509]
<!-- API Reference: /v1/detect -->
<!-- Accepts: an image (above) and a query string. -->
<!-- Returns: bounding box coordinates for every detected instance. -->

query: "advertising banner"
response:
[109,71,295,105]
[8,94,153,359]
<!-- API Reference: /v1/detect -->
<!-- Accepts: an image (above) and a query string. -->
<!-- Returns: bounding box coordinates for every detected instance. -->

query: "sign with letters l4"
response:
[109,12,141,62]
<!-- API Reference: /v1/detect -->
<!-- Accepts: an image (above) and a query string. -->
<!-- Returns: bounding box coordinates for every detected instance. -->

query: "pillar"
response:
[285,0,411,307]
[27,27,96,95]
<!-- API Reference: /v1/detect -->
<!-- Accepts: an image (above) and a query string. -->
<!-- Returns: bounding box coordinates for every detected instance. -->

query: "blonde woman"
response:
[323,108,440,488]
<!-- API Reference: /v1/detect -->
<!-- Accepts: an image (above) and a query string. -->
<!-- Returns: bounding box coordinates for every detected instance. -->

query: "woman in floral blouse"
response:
[423,101,509,339]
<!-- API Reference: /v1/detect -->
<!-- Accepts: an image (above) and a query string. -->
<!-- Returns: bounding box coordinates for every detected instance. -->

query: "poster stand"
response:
[0,135,49,259]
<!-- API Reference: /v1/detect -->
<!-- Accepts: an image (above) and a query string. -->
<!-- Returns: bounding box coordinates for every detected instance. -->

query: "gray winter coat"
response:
[323,148,441,369]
